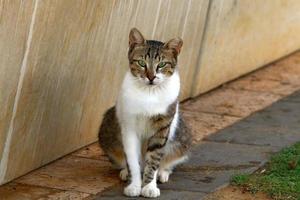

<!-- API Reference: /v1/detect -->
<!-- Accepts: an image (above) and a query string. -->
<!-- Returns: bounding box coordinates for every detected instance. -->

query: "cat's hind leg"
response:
[158,116,192,183]
[119,167,129,181]
[98,107,129,181]
[105,148,129,181]
[158,139,190,183]
[158,154,188,183]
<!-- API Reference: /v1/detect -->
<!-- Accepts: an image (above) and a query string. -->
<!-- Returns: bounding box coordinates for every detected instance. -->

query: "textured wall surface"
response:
[193,0,300,95]
[1,0,300,185]
[0,0,35,181]
[0,0,209,184]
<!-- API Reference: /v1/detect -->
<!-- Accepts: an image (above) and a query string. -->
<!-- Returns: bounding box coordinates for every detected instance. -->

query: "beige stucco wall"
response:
[193,0,300,95]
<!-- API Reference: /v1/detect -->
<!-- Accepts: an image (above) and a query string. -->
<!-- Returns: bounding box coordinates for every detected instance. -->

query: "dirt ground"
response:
[204,186,271,200]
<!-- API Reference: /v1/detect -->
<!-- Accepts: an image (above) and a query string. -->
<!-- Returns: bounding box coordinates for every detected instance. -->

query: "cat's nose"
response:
[147,74,156,82]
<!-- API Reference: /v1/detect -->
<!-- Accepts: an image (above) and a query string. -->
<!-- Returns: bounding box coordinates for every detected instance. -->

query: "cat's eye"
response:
[138,60,146,67]
[157,62,166,68]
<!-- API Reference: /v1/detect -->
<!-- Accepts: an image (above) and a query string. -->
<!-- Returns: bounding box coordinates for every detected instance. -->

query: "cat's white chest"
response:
[116,71,180,138]
[124,91,169,115]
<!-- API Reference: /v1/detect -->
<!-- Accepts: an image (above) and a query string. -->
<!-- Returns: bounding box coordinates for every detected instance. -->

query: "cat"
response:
[98,28,191,198]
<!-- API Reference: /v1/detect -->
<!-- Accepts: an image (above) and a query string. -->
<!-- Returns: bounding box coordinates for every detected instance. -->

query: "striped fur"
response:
[98,28,191,198]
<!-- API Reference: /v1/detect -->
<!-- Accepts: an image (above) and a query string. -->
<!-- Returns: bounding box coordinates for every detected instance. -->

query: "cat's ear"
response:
[129,28,145,47]
[164,38,183,55]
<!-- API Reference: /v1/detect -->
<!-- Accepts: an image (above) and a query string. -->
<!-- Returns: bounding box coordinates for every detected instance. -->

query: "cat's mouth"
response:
[147,80,160,86]
[148,83,156,86]
[147,77,161,86]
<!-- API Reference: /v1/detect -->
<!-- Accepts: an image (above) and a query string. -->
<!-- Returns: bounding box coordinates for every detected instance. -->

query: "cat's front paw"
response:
[124,183,141,197]
[141,183,160,198]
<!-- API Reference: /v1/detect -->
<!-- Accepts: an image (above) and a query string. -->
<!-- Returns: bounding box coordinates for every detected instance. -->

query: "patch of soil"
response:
[205,186,271,200]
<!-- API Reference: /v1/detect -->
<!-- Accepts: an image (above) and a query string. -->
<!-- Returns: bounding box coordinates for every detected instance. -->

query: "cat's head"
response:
[128,28,183,86]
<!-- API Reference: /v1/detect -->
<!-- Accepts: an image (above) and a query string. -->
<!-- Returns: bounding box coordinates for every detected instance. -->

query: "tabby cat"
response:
[99,28,191,198]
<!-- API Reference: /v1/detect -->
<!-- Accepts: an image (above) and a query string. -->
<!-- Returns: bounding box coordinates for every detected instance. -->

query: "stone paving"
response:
[95,90,300,200]
[0,51,300,199]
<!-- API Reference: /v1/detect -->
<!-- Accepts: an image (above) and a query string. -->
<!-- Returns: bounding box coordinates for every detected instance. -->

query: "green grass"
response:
[231,142,300,200]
